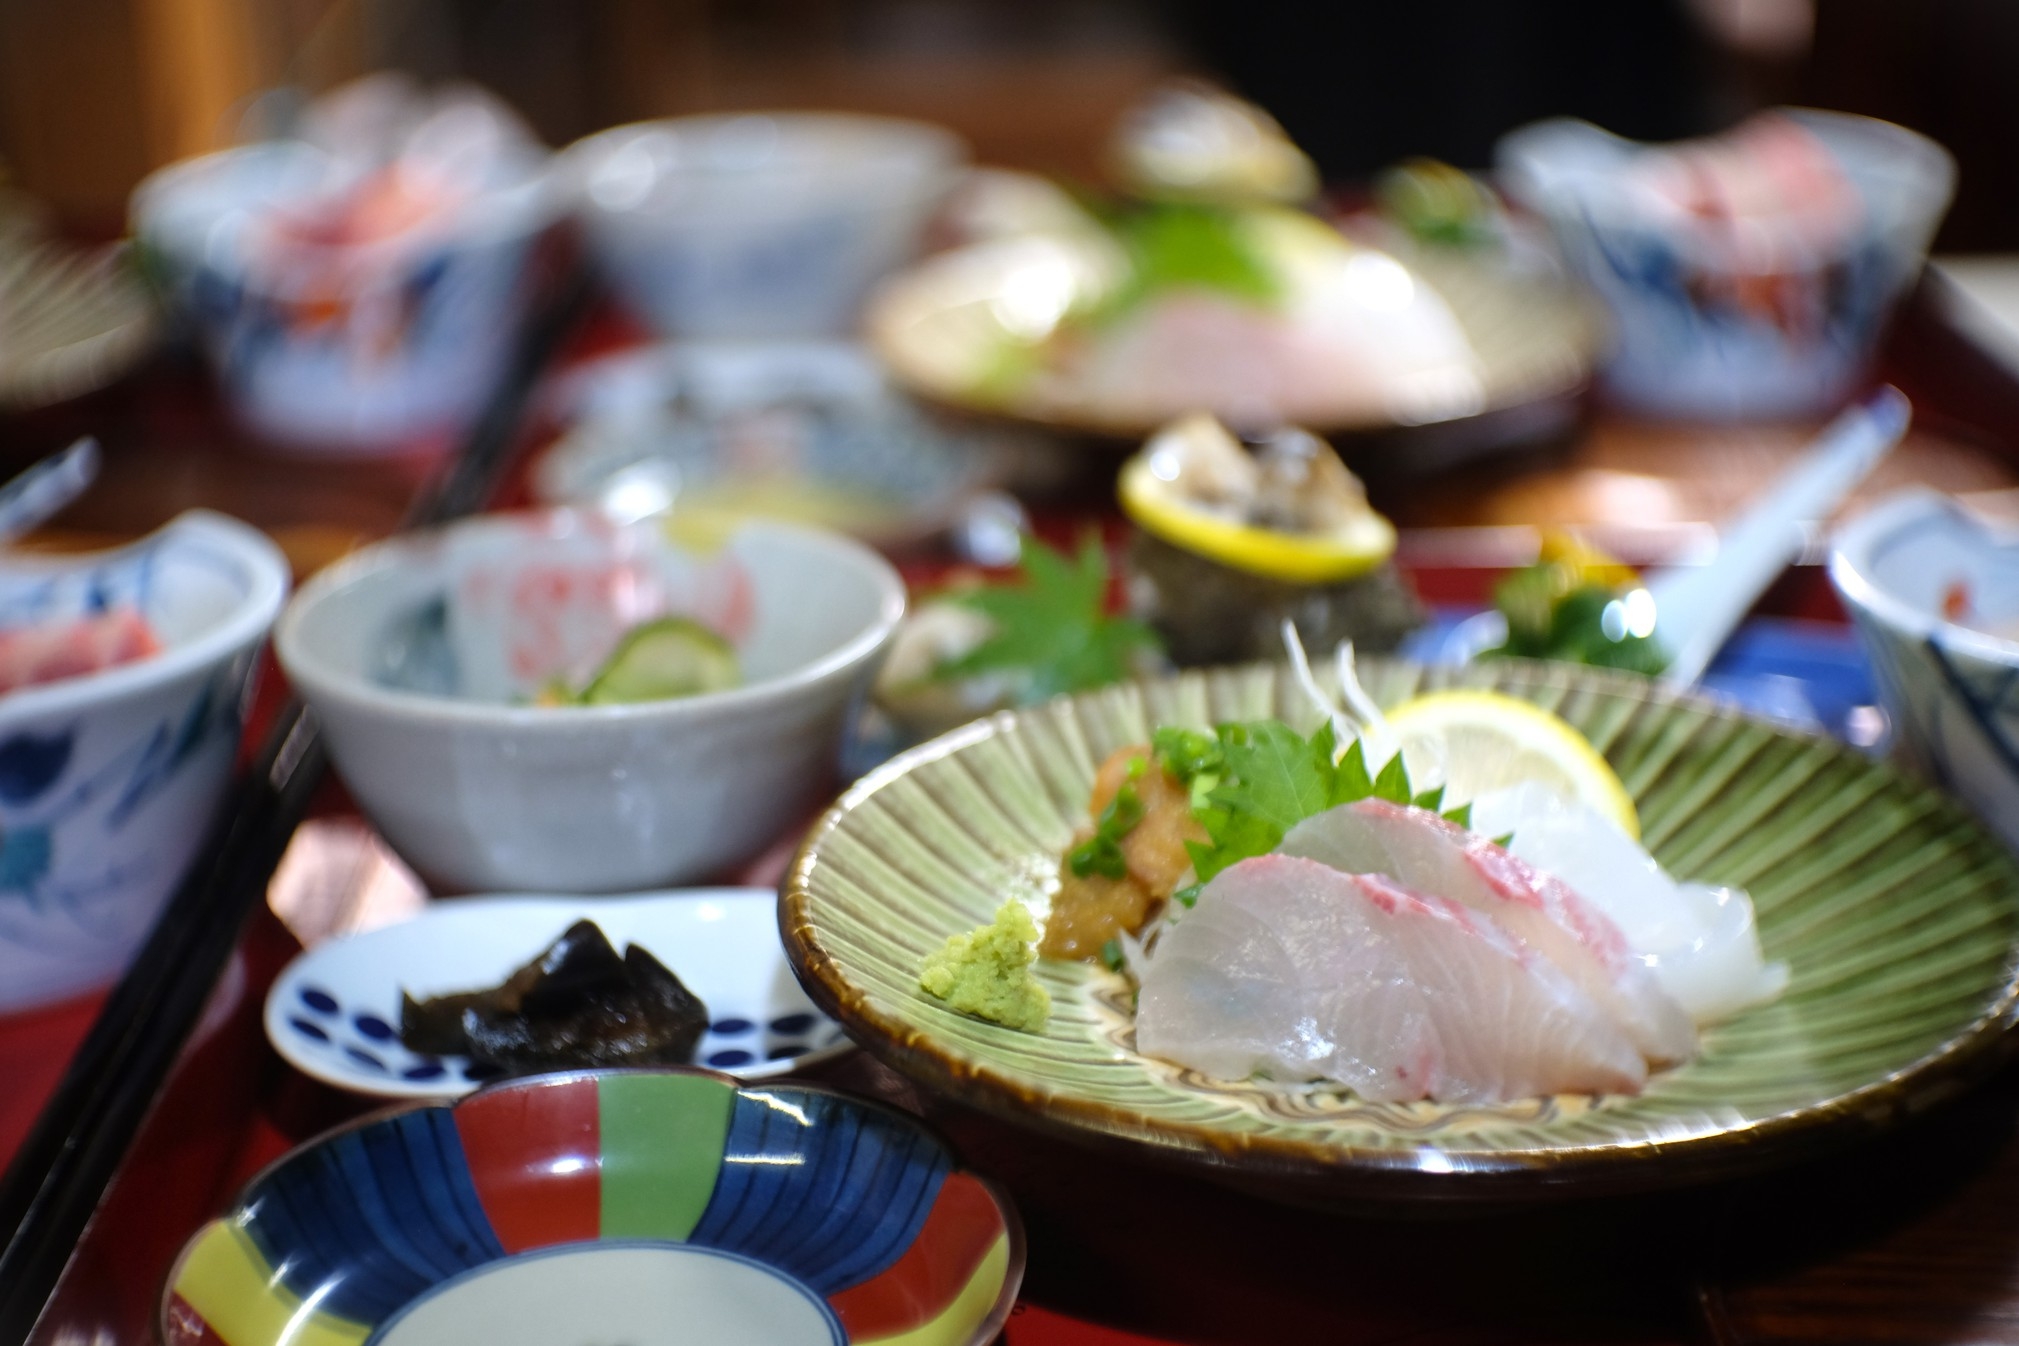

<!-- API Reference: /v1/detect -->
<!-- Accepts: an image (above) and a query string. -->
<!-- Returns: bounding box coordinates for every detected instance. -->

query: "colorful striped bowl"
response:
[160,1069,1021,1346]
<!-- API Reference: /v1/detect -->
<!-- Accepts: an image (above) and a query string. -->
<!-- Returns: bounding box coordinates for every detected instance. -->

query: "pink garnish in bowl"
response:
[0,608,163,696]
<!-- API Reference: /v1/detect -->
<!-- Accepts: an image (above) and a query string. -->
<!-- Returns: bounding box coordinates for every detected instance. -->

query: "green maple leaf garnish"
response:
[1159,719,1474,905]
[932,535,1162,701]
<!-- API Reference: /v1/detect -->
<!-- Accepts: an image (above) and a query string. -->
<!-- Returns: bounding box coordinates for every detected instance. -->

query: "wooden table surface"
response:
[8,276,2019,1345]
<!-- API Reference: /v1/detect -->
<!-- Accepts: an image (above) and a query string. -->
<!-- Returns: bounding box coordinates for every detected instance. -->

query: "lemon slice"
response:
[1118,452,1395,584]
[1384,689,1639,838]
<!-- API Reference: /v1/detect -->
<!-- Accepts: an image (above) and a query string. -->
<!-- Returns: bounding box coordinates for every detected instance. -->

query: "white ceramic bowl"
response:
[1829,490,2019,851]
[274,510,905,892]
[0,511,290,1011]
[561,112,966,339]
[131,141,559,452]
[1498,109,1953,420]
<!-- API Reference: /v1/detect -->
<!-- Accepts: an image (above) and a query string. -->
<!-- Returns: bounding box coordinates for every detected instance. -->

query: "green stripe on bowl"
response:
[784,659,2019,1201]
[598,1073,736,1240]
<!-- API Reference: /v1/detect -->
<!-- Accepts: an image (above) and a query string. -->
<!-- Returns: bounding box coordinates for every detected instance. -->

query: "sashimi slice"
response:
[1134,854,1648,1103]
[1280,800,1697,1064]
[1467,782,1789,1022]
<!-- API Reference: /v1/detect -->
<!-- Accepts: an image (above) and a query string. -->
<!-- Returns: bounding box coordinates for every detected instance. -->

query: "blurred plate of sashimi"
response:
[865,203,1600,444]
[783,658,2019,1206]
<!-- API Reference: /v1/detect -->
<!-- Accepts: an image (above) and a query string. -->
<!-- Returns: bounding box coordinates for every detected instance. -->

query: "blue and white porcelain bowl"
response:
[0,511,290,1011]
[131,142,558,452]
[1830,490,2019,852]
[1497,109,1952,420]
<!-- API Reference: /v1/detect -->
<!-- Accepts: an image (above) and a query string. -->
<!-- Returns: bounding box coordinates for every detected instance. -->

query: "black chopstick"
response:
[0,260,594,1346]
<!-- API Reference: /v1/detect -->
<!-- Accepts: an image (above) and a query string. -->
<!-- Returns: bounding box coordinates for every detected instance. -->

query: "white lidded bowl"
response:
[274,510,905,892]
[0,510,290,1012]
[562,112,966,339]
[1829,489,2019,852]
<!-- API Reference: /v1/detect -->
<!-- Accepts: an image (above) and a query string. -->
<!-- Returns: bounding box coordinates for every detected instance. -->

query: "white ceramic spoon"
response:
[1648,386,1911,686]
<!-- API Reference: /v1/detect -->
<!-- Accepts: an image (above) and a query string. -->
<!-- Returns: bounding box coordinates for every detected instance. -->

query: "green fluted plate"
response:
[784,660,2019,1203]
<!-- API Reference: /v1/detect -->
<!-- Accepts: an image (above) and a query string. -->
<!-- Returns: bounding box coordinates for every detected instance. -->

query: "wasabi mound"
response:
[920,901,1051,1032]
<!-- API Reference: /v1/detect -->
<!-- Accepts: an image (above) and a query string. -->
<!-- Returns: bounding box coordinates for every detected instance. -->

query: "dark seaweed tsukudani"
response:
[399,919,709,1073]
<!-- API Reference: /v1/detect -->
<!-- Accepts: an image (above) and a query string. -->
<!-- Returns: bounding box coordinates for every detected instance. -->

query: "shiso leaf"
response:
[1166,717,1476,905]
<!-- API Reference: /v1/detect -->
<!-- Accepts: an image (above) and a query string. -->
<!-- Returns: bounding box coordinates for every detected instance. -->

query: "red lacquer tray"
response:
[8,272,2019,1346]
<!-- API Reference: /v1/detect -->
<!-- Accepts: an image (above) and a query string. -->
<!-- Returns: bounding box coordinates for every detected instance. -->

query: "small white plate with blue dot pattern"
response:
[264,888,853,1098]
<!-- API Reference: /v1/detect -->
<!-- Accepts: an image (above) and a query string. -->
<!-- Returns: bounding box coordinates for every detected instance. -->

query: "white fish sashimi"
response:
[1134,854,1648,1103]
[1467,782,1789,1023]
[1280,800,1698,1064]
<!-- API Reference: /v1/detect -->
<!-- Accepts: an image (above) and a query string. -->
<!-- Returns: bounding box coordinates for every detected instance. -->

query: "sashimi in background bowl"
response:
[265,888,852,1098]
[161,1069,1023,1346]
[784,658,2019,1206]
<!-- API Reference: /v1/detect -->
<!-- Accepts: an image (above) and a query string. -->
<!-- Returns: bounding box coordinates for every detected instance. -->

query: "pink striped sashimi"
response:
[1280,800,1697,1065]
[1134,854,1649,1103]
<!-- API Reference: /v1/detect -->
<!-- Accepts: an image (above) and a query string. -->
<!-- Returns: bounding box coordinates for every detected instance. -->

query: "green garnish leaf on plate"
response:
[1069,760,1147,879]
[1170,720,1471,905]
[1095,201,1283,324]
[934,535,1162,701]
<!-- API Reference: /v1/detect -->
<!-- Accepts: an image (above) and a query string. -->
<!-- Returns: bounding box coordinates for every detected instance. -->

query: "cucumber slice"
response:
[579,617,740,705]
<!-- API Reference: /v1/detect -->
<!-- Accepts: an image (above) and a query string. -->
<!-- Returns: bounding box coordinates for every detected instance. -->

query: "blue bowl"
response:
[1497,110,1953,419]
[0,511,288,1012]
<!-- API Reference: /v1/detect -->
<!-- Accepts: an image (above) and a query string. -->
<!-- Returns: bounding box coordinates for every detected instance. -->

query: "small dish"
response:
[162,1068,1023,1346]
[1830,489,2019,850]
[562,112,966,340]
[265,888,852,1098]
[273,509,905,892]
[533,341,1008,549]
[784,658,2019,1206]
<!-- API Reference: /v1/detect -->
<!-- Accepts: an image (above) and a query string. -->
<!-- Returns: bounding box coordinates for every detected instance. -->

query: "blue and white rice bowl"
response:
[131,142,559,452]
[1830,490,2019,853]
[1497,109,1953,420]
[0,511,289,1011]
